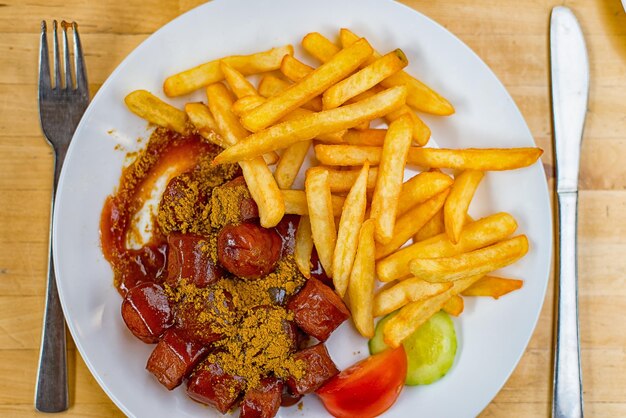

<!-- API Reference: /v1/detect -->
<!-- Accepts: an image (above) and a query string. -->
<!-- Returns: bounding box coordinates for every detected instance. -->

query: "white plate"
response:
[53,0,552,417]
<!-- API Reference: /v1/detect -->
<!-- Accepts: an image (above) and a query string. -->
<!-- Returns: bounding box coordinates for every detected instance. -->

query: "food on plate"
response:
[444,170,484,243]
[370,311,457,385]
[461,275,524,299]
[316,346,407,418]
[339,28,455,115]
[370,115,413,244]
[409,235,529,282]
[102,27,543,417]
[305,168,337,277]
[163,45,294,96]
[347,219,377,338]
[332,163,369,297]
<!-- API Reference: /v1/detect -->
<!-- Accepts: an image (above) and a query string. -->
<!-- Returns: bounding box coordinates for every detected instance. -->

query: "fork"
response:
[35,20,89,413]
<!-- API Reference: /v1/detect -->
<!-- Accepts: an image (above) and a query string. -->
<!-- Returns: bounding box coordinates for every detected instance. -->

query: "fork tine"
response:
[72,22,88,92]
[39,21,51,92]
[61,21,72,89]
[52,20,61,89]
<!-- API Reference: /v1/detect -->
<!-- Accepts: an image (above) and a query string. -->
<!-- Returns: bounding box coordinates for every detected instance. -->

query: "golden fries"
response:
[370,115,413,243]
[185,102,226,148]
[232,95,265,116]
[213,86,407,164]
[323,166,379,192]
[323,49,408,109]
[409,235,529,282]
[314,145,543,170]
[281,190,345,217]
[220,61,259,99]
[377,212,518,282]
[280,55,315,82]
[333,163,369,297]
[339,129,387,146]
[258,74,322,111]
[461,276,524,299]
[444,170,484,244]
[163,45,293,97]
[305,168,337,277]
[294,216,314,278]
[241,39,374,132]
[125,90,188,134]
[382,275,483,347]
[348,219,376,338]
[442,295,464,316]
[339,28,454,115]
[375,189,449,259]
[373,277,451,317]
[206,83,284,227]
[413,208,445,242]
[396,171,453,217]
[408,148,544,170]
[302,32,341,62]
[386,106,431,147]
[274,141,311,189]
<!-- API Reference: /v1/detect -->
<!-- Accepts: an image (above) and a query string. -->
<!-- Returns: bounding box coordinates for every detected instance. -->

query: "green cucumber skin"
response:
[369,310,457,386]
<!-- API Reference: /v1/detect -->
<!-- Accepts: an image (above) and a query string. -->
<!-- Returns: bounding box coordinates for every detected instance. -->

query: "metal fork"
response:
[35,20,89,413]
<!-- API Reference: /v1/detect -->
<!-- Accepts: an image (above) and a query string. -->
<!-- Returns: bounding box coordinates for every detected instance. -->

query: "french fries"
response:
[294,216,314,278]
[396,171,453,216]
[382,275,483,348]
[409,235,529,283]
[338,129,387,146]
[258,74,322,111]
[241,39,374,132]
[408,148,544,170]
[305,168,337,277]
[274,140,311,189]
[442,295,464,316]
[125,90,188,134]
[413,208,445,242]
[444,170,484,244]
[333,163,369,297]
[220,61,259,99]
[323,166,379,192]
[348,219,376,338]
[370,115,413,243]
[373,277,451,317]
[377,212,518,282]
[281,190,345,217]
[315,145,543,170]
[302,32,341,62]
[163,45,293,96]
[461,276,524,299]
[205,83,284,227]
[375,189,449,260]
[213,86,407,164]
[339,28,454,115]
[185,102,227,148]
[323,49,408,109]
[280,55,315,82]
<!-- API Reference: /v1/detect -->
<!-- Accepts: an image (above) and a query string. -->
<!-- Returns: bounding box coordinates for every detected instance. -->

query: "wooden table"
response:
[1,0,624,416]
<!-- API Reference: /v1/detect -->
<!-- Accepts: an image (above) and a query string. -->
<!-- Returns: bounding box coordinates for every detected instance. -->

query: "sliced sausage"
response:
[121,282,172,343]
[240,377,283,418]
[186,360,245,414]
[286,343,339,395]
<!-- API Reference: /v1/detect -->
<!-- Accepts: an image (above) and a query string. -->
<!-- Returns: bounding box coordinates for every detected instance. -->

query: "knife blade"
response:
[550,6,589,418]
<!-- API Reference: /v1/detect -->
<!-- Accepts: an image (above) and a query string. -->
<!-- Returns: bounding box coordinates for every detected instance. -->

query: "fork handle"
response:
[553,191,583,418]
[35,153,69,412]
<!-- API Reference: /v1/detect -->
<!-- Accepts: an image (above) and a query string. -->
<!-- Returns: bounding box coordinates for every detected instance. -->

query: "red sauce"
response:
[100,131,215,294]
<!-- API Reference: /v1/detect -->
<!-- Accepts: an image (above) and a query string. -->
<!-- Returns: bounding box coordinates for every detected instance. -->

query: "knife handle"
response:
[553,191,583,418]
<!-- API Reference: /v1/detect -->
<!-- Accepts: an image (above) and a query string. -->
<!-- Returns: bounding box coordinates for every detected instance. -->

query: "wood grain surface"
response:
[1,0,624,416]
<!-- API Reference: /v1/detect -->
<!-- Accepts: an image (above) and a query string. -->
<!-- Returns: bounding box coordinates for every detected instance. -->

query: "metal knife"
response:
[550,6,589,418]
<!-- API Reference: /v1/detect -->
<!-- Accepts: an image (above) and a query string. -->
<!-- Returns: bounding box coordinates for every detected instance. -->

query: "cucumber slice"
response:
[369,310,457,386]
[368,311,397,355]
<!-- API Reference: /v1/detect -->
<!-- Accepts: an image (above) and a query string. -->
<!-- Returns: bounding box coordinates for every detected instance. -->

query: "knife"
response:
[550,6,588,418]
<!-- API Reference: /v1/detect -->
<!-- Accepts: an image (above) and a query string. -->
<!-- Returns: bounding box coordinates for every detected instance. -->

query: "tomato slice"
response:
[316,346,407,418]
